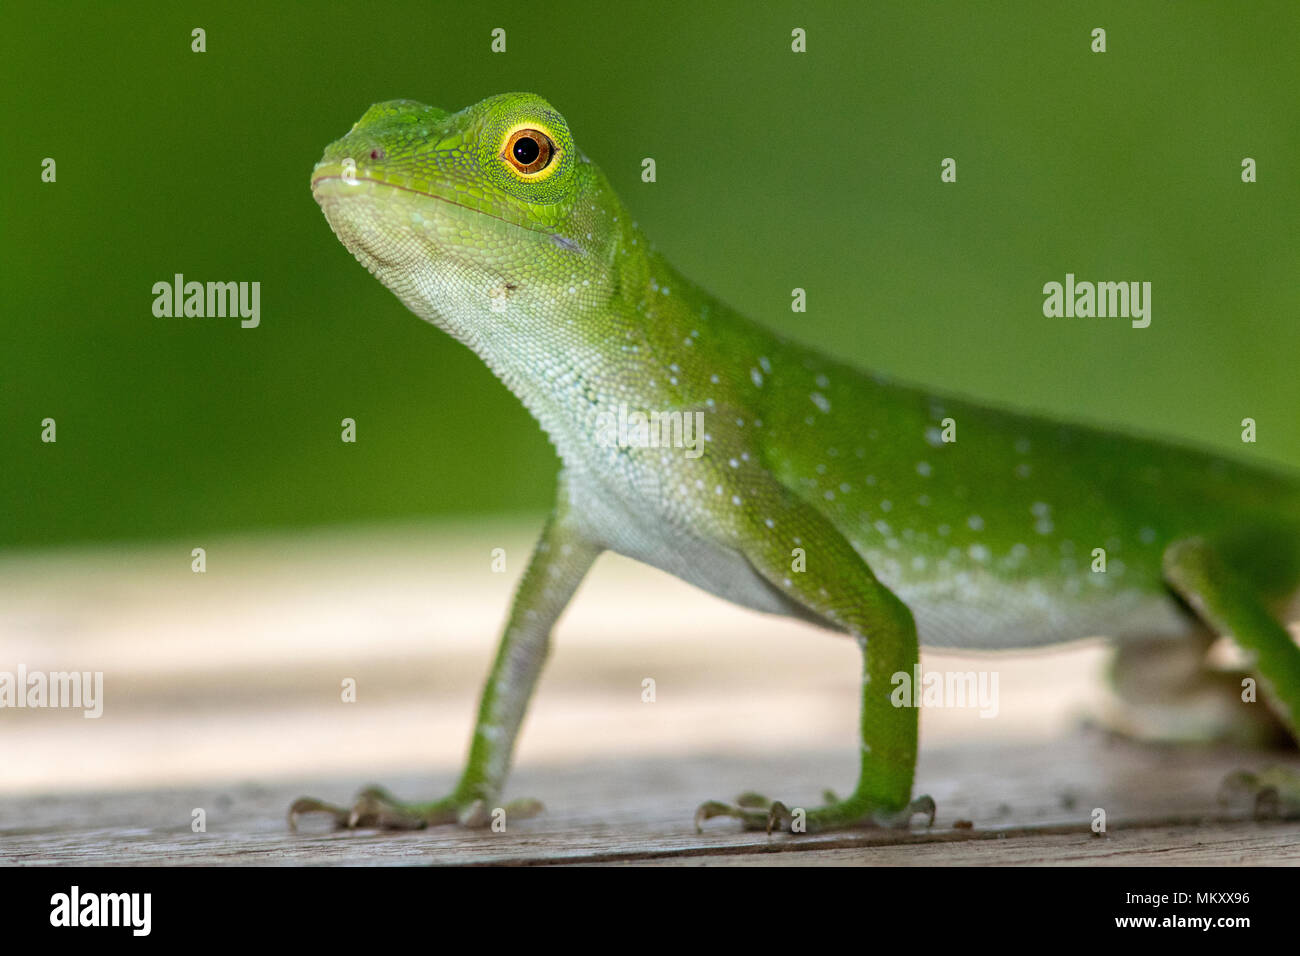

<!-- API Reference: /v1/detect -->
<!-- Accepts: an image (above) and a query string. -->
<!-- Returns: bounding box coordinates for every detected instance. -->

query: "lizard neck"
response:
[433,223,701,471]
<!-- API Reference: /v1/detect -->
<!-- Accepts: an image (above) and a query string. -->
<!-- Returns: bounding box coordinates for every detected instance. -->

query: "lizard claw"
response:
[287,796,349,831]
[695,789,937,833]
[766,800,793,834]
[886,794,937,828]
[694,799,742,832]
[288,785,544,831]
[289,785,430,831]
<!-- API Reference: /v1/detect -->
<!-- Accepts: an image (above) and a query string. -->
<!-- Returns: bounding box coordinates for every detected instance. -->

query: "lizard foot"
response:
[695,788,936,834]
[1218,768,1300,820]
[288,785,544,831]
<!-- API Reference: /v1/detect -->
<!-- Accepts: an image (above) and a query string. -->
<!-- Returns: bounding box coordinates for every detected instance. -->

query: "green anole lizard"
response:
[294,92,1300,833]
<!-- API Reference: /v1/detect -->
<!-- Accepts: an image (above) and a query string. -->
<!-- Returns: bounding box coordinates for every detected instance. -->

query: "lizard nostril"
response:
[370,148,386,160]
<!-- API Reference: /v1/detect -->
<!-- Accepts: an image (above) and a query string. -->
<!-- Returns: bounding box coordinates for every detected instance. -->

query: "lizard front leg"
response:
[290,491,601,830]
[694,482,935,833]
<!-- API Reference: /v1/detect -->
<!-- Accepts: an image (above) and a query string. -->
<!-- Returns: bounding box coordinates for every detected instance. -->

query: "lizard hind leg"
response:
[1160,536,1300,818]
[1099,626,1296,751]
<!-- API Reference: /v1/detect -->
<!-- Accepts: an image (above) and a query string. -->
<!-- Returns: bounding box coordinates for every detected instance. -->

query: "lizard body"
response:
[299,93,1300,832]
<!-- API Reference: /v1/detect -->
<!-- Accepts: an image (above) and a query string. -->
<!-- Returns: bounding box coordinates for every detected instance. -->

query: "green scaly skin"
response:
[291,93,1300,834]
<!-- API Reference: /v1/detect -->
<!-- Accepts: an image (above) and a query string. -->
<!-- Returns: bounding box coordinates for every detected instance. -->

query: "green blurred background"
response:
[3,0,1298,549]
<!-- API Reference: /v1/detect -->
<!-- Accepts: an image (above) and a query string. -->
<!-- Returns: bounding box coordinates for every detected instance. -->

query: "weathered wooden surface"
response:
[2,524,1298,865]
[3,739,1298,866]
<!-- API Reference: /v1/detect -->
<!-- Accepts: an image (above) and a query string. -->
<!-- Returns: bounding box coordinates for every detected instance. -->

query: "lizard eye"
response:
[503,128,554,175]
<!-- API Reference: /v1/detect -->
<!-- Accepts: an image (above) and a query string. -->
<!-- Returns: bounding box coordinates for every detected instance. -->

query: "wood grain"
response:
[2,523,1297,865]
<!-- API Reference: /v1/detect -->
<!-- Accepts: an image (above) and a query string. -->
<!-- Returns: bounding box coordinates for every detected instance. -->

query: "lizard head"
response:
[312,92,627,345]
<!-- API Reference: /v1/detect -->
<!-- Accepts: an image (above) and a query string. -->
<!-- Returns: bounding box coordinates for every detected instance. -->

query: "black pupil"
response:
[513,136,541,166]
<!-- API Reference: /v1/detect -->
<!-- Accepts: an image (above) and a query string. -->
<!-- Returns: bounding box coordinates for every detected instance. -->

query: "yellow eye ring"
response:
[501,127,556,176]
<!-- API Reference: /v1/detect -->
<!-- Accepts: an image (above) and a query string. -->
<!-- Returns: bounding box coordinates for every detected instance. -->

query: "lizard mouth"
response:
[311,164,581,254]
